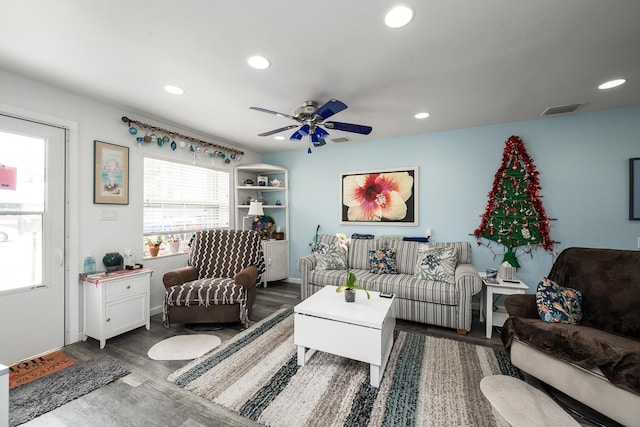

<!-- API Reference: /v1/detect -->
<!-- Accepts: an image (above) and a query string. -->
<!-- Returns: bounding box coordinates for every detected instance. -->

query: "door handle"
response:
[57,249,64,266]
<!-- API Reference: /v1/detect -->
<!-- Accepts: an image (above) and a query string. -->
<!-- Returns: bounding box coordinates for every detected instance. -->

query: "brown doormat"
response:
[9,350,75,389]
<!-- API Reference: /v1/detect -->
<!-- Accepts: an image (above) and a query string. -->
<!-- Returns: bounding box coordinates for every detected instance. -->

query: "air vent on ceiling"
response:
[331,137,351,143]
[540,103,585,117]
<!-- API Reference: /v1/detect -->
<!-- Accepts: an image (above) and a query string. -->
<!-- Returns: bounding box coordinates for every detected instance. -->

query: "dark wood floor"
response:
[17,281,556,426]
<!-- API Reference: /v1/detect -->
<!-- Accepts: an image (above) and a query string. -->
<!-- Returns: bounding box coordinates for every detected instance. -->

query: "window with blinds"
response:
[143,157,230,240]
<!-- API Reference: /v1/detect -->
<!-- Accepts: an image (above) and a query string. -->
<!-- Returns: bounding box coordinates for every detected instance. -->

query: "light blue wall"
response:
[263,106,640,290]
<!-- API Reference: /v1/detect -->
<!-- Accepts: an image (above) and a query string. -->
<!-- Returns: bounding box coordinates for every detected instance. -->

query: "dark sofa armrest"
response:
[234,265,259,289]
[504,294,539,319]
[163,266,198,289]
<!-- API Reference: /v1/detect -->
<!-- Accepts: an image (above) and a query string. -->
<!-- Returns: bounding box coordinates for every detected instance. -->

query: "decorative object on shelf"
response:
[145,235,163,257]
[270,178,280,187]
[252,215,275,239]
[120,116,244,160]
[485,268,498,279]
[242,201,264,231]
[499,262,517,280]
[257,176,268,186]
[474,135,556,267]
[93,140,129,205]
[340,167,418,225]
[167,236,180,254]
[334,233,371,302]
[243,179,254,185]
[275,199,282,205]
[103,252,123,272]
[83,254,96,274]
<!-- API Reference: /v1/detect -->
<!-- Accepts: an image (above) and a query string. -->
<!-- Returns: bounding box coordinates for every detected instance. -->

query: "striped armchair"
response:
[162,229,265,328]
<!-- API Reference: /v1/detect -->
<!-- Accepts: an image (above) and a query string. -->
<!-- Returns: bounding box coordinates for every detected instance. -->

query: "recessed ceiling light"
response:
[274,136,285,140]
[414,112,430,119]
[164,85,184,95]
[598,78,626,90]
[247,55,271,70]
[385,6,414,28]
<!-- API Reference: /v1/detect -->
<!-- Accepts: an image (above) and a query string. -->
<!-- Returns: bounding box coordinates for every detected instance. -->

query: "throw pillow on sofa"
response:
[536,277,583,324]
[368,248,399,274]
[415,245,458,283]
[312,242,347,271]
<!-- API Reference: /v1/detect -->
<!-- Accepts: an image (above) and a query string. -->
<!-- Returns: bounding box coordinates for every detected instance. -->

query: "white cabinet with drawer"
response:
[81,268,152,348]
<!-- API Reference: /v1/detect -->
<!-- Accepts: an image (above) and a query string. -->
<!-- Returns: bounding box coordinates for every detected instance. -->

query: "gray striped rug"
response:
[168,308,521,426]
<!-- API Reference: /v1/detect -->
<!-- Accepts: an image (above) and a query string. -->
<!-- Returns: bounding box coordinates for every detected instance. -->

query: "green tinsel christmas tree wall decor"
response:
[474,135,555,267]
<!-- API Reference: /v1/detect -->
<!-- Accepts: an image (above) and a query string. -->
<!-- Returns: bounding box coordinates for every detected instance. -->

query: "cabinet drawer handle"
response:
[106,318,111,322]
[126,285,131,289]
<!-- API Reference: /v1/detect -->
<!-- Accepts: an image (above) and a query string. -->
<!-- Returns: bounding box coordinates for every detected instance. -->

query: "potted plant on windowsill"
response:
[334,233,370,302]
[145,235,163,257]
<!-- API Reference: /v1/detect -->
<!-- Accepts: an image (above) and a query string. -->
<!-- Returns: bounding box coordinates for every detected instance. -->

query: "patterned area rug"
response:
[169,308,522,427]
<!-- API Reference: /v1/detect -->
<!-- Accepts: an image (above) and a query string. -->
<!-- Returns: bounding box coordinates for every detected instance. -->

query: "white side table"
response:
[479,274,528,339]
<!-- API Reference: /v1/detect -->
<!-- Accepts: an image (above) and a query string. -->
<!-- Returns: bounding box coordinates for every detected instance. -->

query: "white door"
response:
[0,114,66,366]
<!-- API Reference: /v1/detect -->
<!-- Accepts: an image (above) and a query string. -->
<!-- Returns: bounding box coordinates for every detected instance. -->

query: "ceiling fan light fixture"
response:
[247,55,271,70]
[414,112,430,119]
[385,6,414,28]
[598,78,626,90]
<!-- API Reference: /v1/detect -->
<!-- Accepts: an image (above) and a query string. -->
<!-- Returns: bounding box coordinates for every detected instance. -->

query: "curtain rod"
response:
[121,116,244,156]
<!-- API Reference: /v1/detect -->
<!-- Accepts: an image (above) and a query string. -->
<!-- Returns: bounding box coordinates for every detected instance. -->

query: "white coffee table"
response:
[294,285,395,387]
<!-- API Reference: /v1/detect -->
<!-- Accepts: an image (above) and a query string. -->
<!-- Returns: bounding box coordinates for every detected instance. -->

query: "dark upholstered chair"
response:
[162,229,265,328]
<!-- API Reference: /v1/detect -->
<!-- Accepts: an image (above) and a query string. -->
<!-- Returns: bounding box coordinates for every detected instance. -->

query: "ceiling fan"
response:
[250,99,372,148]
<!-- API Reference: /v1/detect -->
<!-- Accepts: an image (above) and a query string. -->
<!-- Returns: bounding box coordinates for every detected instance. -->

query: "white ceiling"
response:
[1,1,639,154]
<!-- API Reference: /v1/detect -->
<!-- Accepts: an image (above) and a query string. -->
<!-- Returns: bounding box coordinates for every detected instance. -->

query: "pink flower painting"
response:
[342,170,415,223]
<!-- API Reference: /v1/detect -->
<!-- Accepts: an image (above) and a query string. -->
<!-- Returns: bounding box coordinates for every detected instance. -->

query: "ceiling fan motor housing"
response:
[295,101,319,120]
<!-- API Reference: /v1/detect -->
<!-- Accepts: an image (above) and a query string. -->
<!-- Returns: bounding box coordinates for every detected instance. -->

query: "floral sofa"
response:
[296,234,482,333]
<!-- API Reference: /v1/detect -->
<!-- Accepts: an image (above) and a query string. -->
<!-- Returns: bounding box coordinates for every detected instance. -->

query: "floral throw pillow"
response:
[368,248,399,274]
[414,245,458,283]
[536,277,583,324]
[313,243,347,271]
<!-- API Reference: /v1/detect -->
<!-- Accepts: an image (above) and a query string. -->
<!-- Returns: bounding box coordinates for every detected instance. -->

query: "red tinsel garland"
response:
[474,135,554,251]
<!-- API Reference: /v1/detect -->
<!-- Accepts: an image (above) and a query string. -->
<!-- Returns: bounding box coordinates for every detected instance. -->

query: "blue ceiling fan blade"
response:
[314,99,348,121]
[324,121,372,135]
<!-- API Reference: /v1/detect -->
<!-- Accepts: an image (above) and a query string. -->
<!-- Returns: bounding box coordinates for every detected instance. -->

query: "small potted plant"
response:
[145,235,163,257]
[334,233,370,302]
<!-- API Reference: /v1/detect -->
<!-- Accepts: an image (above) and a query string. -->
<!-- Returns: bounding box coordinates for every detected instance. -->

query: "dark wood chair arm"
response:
[504,294,539,319]
[234,265,259,289]
[162,266,198,289]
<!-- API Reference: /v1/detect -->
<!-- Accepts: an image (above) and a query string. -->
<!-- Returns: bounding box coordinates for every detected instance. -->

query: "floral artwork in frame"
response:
[93,140,129,205]
[340,166,418,225]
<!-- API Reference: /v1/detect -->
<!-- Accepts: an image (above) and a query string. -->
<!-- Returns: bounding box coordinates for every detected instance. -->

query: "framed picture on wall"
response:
[630,158,640,220]
[93,140,129,205]
[340,166,418,225]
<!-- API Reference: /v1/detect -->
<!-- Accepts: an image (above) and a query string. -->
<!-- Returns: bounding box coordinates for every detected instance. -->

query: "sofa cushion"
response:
[536,277,583,324]
[503,317,640,395]
[368,248,399,274]
[415,245,458,283]
[313,243,347,271]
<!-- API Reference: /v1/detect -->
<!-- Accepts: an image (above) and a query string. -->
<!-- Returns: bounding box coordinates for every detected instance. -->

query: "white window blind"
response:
[143,157,230,236]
